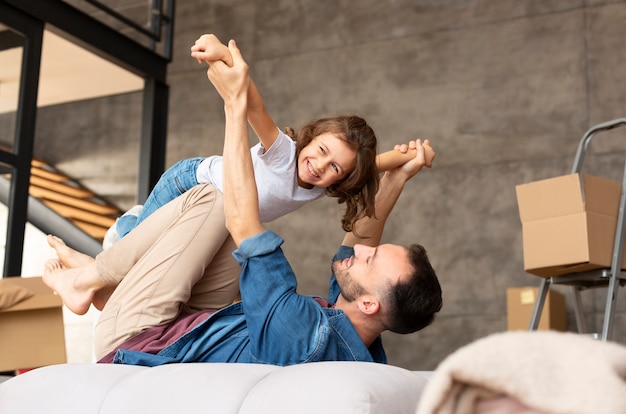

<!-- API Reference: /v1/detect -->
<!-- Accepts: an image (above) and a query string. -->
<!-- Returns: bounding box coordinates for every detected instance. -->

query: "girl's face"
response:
[297,132,357,189]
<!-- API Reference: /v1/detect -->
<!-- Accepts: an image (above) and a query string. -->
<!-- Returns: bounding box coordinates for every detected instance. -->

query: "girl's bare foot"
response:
[46,235,116,311]
[47,235,95,268]
[43,258,102,315]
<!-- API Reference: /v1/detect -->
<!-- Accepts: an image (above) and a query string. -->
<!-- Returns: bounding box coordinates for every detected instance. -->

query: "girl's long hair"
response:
[289,115,379,233]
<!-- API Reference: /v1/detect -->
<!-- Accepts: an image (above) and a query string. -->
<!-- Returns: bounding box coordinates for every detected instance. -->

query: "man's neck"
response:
[334,296,382,348]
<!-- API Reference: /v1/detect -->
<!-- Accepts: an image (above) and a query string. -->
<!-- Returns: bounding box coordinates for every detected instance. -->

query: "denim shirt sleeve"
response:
[232,231,333,365]
[232,230,285,264]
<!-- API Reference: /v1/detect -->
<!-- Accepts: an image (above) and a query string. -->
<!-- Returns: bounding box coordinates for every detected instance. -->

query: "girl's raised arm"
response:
[246,79,279,151]
[377,139,434,172]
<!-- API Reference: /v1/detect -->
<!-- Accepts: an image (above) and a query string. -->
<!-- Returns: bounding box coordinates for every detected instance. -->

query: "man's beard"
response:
[333,262,366,302]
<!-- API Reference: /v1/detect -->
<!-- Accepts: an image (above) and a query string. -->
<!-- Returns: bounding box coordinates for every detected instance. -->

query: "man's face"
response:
[333,244,411,302]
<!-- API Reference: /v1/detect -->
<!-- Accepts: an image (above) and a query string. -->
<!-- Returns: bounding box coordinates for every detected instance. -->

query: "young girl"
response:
[104,35,428,248]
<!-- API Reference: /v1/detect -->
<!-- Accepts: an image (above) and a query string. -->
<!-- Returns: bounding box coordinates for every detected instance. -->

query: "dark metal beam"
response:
[0,1,43,276]
[3,0,169,81]
[138,78,169,201]
[0,29,23,51]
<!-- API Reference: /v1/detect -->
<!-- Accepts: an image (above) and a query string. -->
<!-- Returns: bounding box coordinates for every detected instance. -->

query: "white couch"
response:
[0,361,431,414]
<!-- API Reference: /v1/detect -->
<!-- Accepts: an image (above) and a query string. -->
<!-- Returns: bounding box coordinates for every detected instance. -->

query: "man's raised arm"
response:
[207,40,265,246]
[342,139,433,248]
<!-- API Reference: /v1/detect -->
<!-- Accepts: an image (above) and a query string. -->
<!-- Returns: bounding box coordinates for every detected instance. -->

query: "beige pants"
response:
[93,184,240,359]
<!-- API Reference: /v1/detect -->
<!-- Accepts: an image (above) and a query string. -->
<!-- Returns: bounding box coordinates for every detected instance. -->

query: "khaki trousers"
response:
[93,184,240,359]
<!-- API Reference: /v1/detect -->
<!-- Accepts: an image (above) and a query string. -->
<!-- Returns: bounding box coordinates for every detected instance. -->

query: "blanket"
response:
[416,330,626,414]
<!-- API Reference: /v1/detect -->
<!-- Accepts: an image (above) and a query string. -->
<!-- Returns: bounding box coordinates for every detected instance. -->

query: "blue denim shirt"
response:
[113,231,387,366]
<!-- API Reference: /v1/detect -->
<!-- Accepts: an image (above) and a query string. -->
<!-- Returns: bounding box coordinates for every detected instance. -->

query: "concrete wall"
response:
[33,0,626,370]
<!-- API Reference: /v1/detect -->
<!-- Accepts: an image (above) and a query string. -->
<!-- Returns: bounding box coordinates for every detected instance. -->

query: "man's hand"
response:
[393,139,435,169]
[388,139,434,180]
[206,40,250,106]
[191,34,233,66]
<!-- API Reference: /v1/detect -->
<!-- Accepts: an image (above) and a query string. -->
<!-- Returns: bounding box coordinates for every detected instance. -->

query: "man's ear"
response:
[357,295,380,315]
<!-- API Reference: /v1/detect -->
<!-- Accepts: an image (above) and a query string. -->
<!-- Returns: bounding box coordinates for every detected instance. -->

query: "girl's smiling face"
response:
[296,132,357,189]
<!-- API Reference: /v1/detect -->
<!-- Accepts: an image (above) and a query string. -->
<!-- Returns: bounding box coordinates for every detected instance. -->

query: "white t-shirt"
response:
[196,128,326,222]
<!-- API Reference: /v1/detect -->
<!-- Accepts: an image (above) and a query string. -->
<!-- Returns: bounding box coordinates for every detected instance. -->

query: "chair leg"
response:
[572,286,587,334]
[529,278,550,330]
[601,273,620,341]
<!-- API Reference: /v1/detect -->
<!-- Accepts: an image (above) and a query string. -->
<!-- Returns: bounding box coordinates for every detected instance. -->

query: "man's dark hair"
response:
[384,244,442,334]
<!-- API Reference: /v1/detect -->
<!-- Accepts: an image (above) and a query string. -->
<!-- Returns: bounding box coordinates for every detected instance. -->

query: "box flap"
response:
[0,277,62,313]
[516,174,585,222]
[583,174,622,216]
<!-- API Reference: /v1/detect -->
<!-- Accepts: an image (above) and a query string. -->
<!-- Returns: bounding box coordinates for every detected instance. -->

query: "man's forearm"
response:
[342,171,407,247]
[222,98,264,245]
[342,139,429,247]
[205,40,266,246]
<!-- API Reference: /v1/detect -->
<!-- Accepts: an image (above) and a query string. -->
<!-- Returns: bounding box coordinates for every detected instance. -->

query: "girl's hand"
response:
[191,34,234,66]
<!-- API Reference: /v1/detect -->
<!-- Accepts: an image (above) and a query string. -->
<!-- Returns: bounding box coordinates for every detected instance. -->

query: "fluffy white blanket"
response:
[416,331,626,414]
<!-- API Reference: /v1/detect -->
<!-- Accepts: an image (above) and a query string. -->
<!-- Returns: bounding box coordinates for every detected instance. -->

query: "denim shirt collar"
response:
[326,308,387,363]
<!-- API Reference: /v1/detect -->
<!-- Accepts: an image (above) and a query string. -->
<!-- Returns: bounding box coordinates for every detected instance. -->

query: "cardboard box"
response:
[0,277,66,372]
[516,173,626,277]
[507,287,567,331]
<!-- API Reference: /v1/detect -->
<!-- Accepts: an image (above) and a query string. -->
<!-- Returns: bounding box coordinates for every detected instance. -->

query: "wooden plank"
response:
[41,200,116,227]
[30,166,69,182]
[31,158,47,168]
[30,175,94,198]
[71,220,108,241]
[29,185,120,215]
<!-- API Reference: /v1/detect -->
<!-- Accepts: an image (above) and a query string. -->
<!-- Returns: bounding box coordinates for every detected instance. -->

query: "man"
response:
[43,39,442,366]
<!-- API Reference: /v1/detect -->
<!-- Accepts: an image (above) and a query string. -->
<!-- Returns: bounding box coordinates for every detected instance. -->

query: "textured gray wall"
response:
[33,0,626,370]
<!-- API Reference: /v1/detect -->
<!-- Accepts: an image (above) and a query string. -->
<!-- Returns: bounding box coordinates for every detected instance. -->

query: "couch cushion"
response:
[0,363,145,413]
[101,363,279,413]
[0,362,430,414]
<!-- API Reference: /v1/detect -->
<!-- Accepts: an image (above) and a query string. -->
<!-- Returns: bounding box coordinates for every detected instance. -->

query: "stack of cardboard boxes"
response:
[510,172,626,331]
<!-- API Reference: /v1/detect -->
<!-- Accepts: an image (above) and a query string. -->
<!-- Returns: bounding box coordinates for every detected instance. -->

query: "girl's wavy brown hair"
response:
[288,115,379,233]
